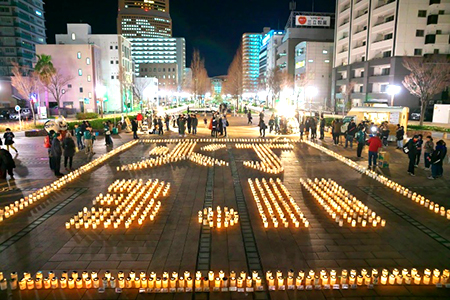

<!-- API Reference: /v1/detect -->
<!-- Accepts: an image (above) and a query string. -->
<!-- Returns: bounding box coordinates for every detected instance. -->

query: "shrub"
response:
[407,125,450,133]
[76,112,99,120]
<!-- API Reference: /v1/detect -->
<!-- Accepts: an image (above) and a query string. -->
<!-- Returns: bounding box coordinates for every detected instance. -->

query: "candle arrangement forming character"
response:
[149,146,170,156]
[237,144,284,174]
[65,179,170,230]
[267,143,294,150]
[198,206,239,229]
[0,140,139,223]
[200,144,227,151]
[140,138,297,144]
[302,140,450,221]
[248,178,309,228]
[0,268,447,292]
[300,178,385,228]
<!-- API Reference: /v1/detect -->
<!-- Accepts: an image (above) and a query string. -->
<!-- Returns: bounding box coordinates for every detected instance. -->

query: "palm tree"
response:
[35,54,56,112]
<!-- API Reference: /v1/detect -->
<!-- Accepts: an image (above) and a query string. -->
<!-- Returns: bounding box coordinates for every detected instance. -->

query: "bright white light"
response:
[386,85,401,96]
[205,92,211,98]
[258,91,268,99]
[305,86,318,97]
[276,104,295,118]
[96,85,106,97]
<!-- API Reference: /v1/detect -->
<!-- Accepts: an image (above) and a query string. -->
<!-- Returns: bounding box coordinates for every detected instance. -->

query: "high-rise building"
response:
[210,75,227,97]
[242,33,262,95]
[54,24,133,113]
[332,0,450,110]
[259,29,285,87]
[0,0,46,76]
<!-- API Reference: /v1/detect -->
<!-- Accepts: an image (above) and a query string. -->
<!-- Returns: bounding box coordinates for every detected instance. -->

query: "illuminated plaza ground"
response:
[0,115,449,299]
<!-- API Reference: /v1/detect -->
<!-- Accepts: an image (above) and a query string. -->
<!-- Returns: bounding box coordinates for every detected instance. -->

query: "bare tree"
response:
[119,66,133,112]
[133,78,152,110]
[339,81,356,115]
[190,49,209,102]
[46,69,73,116]
[10,63,39,125]
[402,55,450,126]
[223,45,243,109]
[266,67,282,108]
[295,72,314,110]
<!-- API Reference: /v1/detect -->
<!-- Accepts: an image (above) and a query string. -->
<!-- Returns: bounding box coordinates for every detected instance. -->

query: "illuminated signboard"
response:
[295,60,305,69]
[295,15,331,27]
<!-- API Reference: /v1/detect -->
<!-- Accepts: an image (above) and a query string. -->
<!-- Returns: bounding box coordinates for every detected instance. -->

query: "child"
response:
[3,128,18,154]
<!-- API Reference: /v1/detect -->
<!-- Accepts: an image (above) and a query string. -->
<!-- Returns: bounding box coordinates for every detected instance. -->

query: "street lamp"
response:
[305,86,318,116]
[387,85,401,106]
[96,85,106,118]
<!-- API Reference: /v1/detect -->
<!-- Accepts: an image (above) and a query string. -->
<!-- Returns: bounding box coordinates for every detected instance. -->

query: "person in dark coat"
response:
[0,148,16,180]
[158,117,164,135]
[405,135,419,176]
[428,140,447,179]
[131,119,139,139]
[179,115,186,137]
[187,114,192,134]
[345,120,357,148]
[319,117,325,140]
[63,132,76,171]
[3,128,18,153]
[395,124,404,149]
[259,119,266,138]
[191,114,198,135]
[51,133,64,176]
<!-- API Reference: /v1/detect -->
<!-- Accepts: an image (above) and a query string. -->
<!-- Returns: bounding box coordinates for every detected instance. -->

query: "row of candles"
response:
[267,143,294,150]
[0,140,139,222]
[188,153,228,167]
[65,179,169,230]
[118,141,196,171]
[200,144,227,151]
[1,268,448,291]
[248,178,309,228]
[140,138,297,144]
[237,144,284,174]
[300,178,386,228]
[149,146,170,156]
[198,206,239,228]
[302,140,450,221]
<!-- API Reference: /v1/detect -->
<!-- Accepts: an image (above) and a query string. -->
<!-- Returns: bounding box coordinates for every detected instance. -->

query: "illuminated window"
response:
[78,69,82,76]
[88,92,92,98]
[87,75,91,82]
[77,52,81,59]
[71,33,76,40]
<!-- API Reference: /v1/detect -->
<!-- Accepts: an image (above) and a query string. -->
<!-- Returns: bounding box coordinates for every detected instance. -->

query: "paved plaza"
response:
[0,114,449,299]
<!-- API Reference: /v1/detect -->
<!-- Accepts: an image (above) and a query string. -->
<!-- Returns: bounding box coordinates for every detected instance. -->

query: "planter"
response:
[25,130,47,137]
[406,130,449,140]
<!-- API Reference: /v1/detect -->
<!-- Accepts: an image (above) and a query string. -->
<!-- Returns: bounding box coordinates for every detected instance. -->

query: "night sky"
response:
[44,0,335,76]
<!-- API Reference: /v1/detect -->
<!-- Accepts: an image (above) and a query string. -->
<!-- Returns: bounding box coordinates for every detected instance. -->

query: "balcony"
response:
[371,20,394,33]
[14,22,31,31]
[16,42,33,50]
[371,38,393,50]
[17,51,34,59]
[339,20,350,28]
[425,34,436,44]
[373,0,396,16]
[427,14,438,25]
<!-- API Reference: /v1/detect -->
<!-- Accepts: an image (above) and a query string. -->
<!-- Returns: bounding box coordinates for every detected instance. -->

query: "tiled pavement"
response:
[0,115,449,299]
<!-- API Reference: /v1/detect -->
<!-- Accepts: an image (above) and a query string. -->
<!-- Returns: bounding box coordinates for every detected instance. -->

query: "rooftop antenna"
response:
[312,0,315,12]
[289,1,296,11]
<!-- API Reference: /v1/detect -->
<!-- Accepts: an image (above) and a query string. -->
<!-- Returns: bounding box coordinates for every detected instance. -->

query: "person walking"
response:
[319,117,325,140]
[131,119,139,139]
[3,128,18,154]
[423,136,434,170]
[63,132,76,171]
[192,114,198,135]
[415,134,423,167]
[259,119,266,138]
[355,127,366,158]
[74,124,84,150]
[0,148,16,180]
[247,111,253,125]
[51,133,64,176]
[84,127,95,155]
[395,124,404,149]
[428,140,447,179]
[367,134,382,169]
[345,120,357,148]
[405,135,419,176]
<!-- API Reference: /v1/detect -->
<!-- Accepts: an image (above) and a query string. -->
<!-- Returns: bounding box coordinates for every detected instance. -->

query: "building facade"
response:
[210,75,227,97]
[55,24,133,112]
[139,62,179,92]
[0,0,46,76]
[332,0,450,110]
[295,41,334,110]
[259,29,285,87]
[36,44,102,113]
[242,33,262,95]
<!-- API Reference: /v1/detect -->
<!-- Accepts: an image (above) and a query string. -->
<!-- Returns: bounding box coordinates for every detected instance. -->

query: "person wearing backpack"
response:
[355,128,366,158]
[405,135,419,176]
[3,128,18,154]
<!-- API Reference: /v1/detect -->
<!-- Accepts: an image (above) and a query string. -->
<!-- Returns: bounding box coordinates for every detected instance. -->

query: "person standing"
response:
[299,121,305,140]
[211,116,217,138]
[191,114,198,135]
[355,127,366,158]
[187,114,192,134]
[84,127,95,155]
[136,113,143,130]
[319,117,325,140]
[395,124,404,149]
[80,121,87,147]
[428,140,447,179]
[423,136,434,170]
[415,134,423,167]
[51,133,64,176]
[0,148,16,180]
[63,132,76,171]
[259,119,266,138]
[367,134,382,169]
[310,118,317,140]
[165,114,170,131]
[104,122,112,146]
[131,119,139,139]
[332,119,341,145]
[158,117,164,135]
[179,115,186,137]
[74,124,84,150]
[268,115,274,133]
[345,120,357,148]
[247,111,252,125]
[222,115,228,137]
[405,135,419,176]
[3,128,18,154]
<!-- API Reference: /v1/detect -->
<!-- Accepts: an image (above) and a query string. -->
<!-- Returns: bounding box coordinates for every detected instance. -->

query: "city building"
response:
[139,62,179,92]
[36,44,102,114]
[332,0,450,110]
[294,41,334,111]
[54,24,133,112]
[210,75,227,97]
[0,0,46,76]
[242,33,262,96]
[259,29,285,87]
[277,12,335,78]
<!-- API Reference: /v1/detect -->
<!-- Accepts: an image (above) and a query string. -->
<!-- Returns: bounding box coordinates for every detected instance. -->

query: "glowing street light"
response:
[387,85,401,106]
[96,85,106,118]
[305,86,318,115]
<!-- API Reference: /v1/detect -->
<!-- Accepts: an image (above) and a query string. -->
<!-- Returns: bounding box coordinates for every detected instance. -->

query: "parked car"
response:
[10,108,33,120]
[410,112,420,121]
[0,109,14,120]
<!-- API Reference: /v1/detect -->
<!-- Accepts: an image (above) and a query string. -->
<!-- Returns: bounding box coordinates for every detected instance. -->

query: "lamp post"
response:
[305,86,318,117]
[387,85,401,106]
[96,85,106,118]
